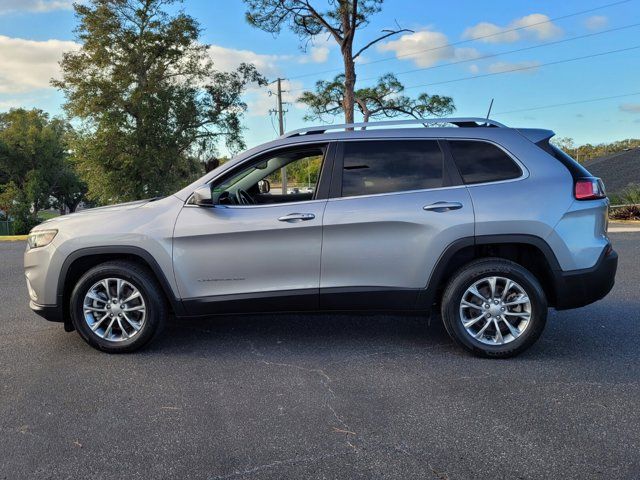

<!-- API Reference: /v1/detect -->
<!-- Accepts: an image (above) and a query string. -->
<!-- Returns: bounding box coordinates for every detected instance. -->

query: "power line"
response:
[399,45,640,92]
[286,0,632,81]
[494,91,640,115]
[359,23,640,84]
[286,22,640,93]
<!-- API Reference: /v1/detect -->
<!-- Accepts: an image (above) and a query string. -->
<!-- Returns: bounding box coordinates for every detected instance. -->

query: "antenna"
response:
[486,98,494,120]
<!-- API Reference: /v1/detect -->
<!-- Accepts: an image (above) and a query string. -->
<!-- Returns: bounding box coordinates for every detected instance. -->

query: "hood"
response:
[33,197,161,230]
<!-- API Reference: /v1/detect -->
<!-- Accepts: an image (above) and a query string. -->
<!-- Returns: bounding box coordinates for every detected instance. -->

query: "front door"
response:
[173,144,331,314]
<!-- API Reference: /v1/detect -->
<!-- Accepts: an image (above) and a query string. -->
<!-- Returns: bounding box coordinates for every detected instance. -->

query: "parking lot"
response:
[1,233,639,479]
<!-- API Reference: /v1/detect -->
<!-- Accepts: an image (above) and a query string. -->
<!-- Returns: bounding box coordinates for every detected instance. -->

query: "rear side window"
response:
[341,140,443,197]
[449,140,521,184]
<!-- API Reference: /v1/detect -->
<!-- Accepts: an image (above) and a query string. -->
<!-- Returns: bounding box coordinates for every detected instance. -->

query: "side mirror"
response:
[258,179,271,194]
[193,185,213,206]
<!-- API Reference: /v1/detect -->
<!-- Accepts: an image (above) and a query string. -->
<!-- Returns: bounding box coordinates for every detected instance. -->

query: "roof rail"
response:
[282,117,507,138]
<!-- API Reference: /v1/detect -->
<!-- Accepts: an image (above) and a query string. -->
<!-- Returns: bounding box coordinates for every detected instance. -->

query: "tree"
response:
[0,109,75,232]
[51,164,88,214]
[299,73,455,123]
[244,0,410,123]
[54,0,266,204]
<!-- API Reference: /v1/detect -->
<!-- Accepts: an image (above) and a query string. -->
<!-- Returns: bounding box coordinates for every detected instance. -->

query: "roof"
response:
[583,148,640,195]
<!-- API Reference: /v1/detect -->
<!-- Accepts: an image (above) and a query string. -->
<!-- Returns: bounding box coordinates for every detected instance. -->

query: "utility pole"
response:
[276,78,287,195]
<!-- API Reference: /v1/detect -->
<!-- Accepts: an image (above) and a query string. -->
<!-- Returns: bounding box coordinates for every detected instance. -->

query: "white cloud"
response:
[0,0,74,14]
[208,44,282,78]
[463,13,563,44]
[487,60,541,74]
[0,35,80,93]
[299,35,333,64]
[0,98,36,109]
[620,103,640,113]
[584,15,608,31]
[469,64,480,74]
[378,29,480,67]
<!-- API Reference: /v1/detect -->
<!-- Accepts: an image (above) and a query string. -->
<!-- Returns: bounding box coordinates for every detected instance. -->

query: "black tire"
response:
[441,258,547,358]
[70,261,167,353]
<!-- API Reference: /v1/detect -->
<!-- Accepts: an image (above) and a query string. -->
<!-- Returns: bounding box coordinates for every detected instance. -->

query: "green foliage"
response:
[552,137,640,163]
[244,0,383,39]
[54,0,266,204]
[0,109,78,233]
[299,73,455,122]
[610,184,640,205]
[265,155,322,188]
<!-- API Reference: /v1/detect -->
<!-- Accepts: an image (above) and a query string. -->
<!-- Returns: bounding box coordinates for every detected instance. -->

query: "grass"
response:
[0,235,27,241]
[38,211,60,221]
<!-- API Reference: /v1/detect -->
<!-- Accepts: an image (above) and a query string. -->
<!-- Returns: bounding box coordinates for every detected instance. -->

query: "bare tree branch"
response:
[353,27,413,59]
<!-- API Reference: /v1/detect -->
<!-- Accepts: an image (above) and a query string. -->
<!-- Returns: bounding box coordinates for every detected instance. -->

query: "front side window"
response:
[449,140,522,184]
[341,140,444,197]
[211,147,325,205]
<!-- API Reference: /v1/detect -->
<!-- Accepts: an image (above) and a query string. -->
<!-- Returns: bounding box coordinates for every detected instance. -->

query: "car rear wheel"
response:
[70,261,167,353]
[441,258,547,358]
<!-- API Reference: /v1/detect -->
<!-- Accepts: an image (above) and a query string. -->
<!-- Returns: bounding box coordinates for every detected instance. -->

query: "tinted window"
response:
[342,141,443,197]
[449,140,521,184]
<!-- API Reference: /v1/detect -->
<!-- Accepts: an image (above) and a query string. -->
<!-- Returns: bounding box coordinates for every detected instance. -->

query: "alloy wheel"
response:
[459,276,532,345]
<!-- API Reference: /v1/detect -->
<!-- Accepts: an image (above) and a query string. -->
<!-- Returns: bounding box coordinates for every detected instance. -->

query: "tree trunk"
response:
[342,48,356,124]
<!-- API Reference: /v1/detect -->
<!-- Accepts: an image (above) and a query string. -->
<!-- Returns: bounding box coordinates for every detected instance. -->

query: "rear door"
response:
[320,139,474,309]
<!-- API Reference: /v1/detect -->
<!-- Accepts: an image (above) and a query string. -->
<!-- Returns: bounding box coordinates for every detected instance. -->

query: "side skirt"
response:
[179,287,426,317]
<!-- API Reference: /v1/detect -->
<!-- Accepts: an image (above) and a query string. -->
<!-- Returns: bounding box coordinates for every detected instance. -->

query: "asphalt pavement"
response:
[0,234,639,479]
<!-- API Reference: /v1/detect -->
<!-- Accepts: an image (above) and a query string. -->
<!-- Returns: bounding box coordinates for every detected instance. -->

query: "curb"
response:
[0,235,27,241]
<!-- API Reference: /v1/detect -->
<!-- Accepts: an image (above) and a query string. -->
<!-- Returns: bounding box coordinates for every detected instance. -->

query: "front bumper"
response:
[29,301,63,323]
[553,247,618,310]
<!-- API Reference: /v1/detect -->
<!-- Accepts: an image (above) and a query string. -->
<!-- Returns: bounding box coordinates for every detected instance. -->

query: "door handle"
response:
[278,213,316,222]
[423,202,463,212]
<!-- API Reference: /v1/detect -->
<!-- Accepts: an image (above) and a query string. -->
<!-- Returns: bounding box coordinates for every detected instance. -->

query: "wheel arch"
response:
[58,246,184,330]
[419,234,561,309]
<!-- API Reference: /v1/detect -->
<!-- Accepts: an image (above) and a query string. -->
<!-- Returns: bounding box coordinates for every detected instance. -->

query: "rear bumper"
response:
[30,301,64,323]
[553,247,618,310]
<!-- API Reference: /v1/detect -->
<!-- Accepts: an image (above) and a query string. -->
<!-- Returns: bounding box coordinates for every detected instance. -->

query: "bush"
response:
[610,205,640,221]
[617,184,640,205]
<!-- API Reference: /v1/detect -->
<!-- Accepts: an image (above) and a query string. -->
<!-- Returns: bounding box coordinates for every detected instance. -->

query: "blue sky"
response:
[1,0,639,152]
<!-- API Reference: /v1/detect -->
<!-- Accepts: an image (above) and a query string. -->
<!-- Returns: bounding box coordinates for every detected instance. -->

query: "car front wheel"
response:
[70,261,167,353]
[441,258,547,358]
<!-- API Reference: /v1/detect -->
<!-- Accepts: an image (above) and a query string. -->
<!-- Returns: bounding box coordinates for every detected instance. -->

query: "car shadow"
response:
[148,311,458,357]
[139,299,640,364]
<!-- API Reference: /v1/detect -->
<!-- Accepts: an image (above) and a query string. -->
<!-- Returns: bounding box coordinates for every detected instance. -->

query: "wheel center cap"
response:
[488,304,502,317]
[111,304,123,315]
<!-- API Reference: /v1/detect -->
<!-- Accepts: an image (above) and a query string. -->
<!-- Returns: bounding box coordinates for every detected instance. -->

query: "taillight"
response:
[574,177,606,200]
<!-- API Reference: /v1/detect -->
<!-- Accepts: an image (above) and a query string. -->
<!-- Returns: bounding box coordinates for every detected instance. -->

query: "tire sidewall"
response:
[442,260,547,357]
[71,264,164,353]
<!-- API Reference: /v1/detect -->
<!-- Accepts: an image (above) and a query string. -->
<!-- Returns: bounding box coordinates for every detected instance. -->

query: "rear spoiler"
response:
[516,128,555,144]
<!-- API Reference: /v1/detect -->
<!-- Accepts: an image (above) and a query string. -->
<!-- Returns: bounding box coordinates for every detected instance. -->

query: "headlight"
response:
[27,229,58,249]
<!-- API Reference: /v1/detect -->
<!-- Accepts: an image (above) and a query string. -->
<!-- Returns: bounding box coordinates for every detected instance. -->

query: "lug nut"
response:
[484,304,490,309]
[494,300,499,305]
[501,307,505,311]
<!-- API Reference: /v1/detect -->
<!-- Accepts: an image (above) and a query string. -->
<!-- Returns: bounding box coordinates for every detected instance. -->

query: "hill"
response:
[583,148,640,198]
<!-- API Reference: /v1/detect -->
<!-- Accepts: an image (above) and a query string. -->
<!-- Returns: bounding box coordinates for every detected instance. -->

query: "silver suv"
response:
[24,118,617,357]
